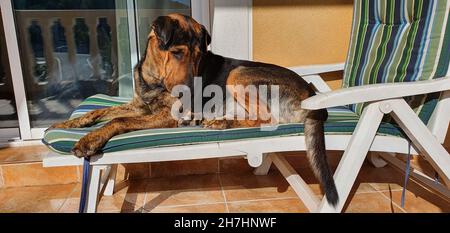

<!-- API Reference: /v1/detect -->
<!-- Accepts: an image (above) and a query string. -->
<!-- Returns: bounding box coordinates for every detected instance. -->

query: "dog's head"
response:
[137,14,211,96]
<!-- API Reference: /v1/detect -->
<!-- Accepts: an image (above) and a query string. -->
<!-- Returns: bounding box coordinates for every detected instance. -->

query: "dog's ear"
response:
[200,25,211,53]
[152,16,174,50]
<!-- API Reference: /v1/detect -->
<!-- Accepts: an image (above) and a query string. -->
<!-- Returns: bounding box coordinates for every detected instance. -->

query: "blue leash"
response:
[400,141,441,208]
[400,140,412,208]
[79,157,91,213]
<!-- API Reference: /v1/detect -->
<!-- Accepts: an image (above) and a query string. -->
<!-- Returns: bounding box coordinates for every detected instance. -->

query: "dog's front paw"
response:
[47,122,70,131]
[47,119,82,131]
[71,134,107,158]
[202,119,231,129]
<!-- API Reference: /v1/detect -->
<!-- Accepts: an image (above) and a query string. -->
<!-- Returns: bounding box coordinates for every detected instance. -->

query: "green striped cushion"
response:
[43,95,405,155]
[344,0,450,123]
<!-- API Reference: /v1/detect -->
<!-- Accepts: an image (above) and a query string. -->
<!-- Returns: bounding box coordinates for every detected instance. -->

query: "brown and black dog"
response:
[49,14,338,206]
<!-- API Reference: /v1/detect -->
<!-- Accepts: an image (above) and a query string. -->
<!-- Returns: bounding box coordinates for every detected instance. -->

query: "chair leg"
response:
[378,153,450,200]
[104,164,118,196]
[271,154,320,212]
[390,99,450,187]
[367,152,389,168]
[254,154,273,175]
[318,103,384,213]
[84,165,102,213]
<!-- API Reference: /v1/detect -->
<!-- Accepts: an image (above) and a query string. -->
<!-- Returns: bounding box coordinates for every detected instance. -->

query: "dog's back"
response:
[199,51,338,205]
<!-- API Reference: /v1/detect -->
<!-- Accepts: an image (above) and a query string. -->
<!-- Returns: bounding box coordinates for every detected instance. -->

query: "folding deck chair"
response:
[43,0,450,213]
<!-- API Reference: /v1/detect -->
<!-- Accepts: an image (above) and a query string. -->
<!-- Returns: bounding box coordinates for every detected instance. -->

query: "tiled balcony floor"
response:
[0,161,449,213]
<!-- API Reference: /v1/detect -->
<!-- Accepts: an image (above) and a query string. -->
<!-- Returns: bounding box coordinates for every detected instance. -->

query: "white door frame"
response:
[209,0,253,60]
[0,0,32,140]
[192,0,212,32]
[0,2,20,141]
[0,0,211,142]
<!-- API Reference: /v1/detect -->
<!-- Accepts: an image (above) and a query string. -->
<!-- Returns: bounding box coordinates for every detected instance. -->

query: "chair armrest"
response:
[288,63,344,93]
[301,77,450,110]
[288,63,345,76]
[301,74,332,93]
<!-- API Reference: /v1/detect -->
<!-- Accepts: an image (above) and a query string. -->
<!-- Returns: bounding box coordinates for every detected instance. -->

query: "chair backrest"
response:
[343,0,450,128]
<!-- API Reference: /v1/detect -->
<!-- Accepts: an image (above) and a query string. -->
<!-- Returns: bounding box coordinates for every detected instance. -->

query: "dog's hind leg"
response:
[203,69,274,129]
[208,66,339,206]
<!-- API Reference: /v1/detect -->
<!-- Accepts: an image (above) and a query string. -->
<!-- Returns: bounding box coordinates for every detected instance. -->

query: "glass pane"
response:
[12,0,134,128]
[0,9,19,128]
[135,0,191,56]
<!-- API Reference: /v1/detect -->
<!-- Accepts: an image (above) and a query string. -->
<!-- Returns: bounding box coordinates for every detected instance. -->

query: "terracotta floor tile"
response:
[219,152,368,199]
[220,171,301,202]
[283,151,343,169]
[0,145,48,164]
[57,183,81,213]
[97,210,123,213]
[59,180,149,213]
[380,181,450,213]
[115,163,151,182]
[0,166,4,188]
[143,174,224,211]
[219,157,254,174]
[1,150,448,213]
[1,162,79,187]
[283,167,326,195]
[287,164,377,196]
[219,152,342,175]
[148,203,228,213]
[357,163,405,192]
[228,198,308,213]
[97,180,148,213]
[220,164,375,205]
[218,154,314,175]
[58,198,81,213]
[0,184,76,213]
[151,159,219,178]
[343,192,405,213]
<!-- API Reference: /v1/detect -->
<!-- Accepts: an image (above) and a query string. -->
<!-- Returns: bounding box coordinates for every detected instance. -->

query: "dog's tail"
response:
[304,109,339,206]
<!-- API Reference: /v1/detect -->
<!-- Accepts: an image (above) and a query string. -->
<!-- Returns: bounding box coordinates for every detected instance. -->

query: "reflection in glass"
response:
[12,0,133,128]
[135,0,191,56]
[28,20,48,85]
[51,19,68,53]
[97,18,113,79]
[11,0,193,129]
[74,18,90,55]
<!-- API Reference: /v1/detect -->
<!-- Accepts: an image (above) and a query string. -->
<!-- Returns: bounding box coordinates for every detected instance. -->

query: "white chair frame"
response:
[43,64,450,212]
[43,1,450,212]
[301,73,450,212]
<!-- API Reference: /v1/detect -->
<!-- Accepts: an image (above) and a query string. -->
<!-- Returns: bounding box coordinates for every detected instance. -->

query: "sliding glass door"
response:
[0,9,19,139]
[0,0,206,140]
[135,0,191,56]
[12,0,135,129]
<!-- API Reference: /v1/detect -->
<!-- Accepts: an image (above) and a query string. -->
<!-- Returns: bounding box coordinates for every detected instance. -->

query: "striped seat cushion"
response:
[344,0,450,123]
[43,95,405,155]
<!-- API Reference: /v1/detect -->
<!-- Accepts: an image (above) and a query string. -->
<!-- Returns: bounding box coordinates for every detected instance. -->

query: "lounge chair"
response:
[43,0,450,213]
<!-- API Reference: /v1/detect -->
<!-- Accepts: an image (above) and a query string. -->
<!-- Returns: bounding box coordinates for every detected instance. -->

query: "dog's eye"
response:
[170,50,184,59]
